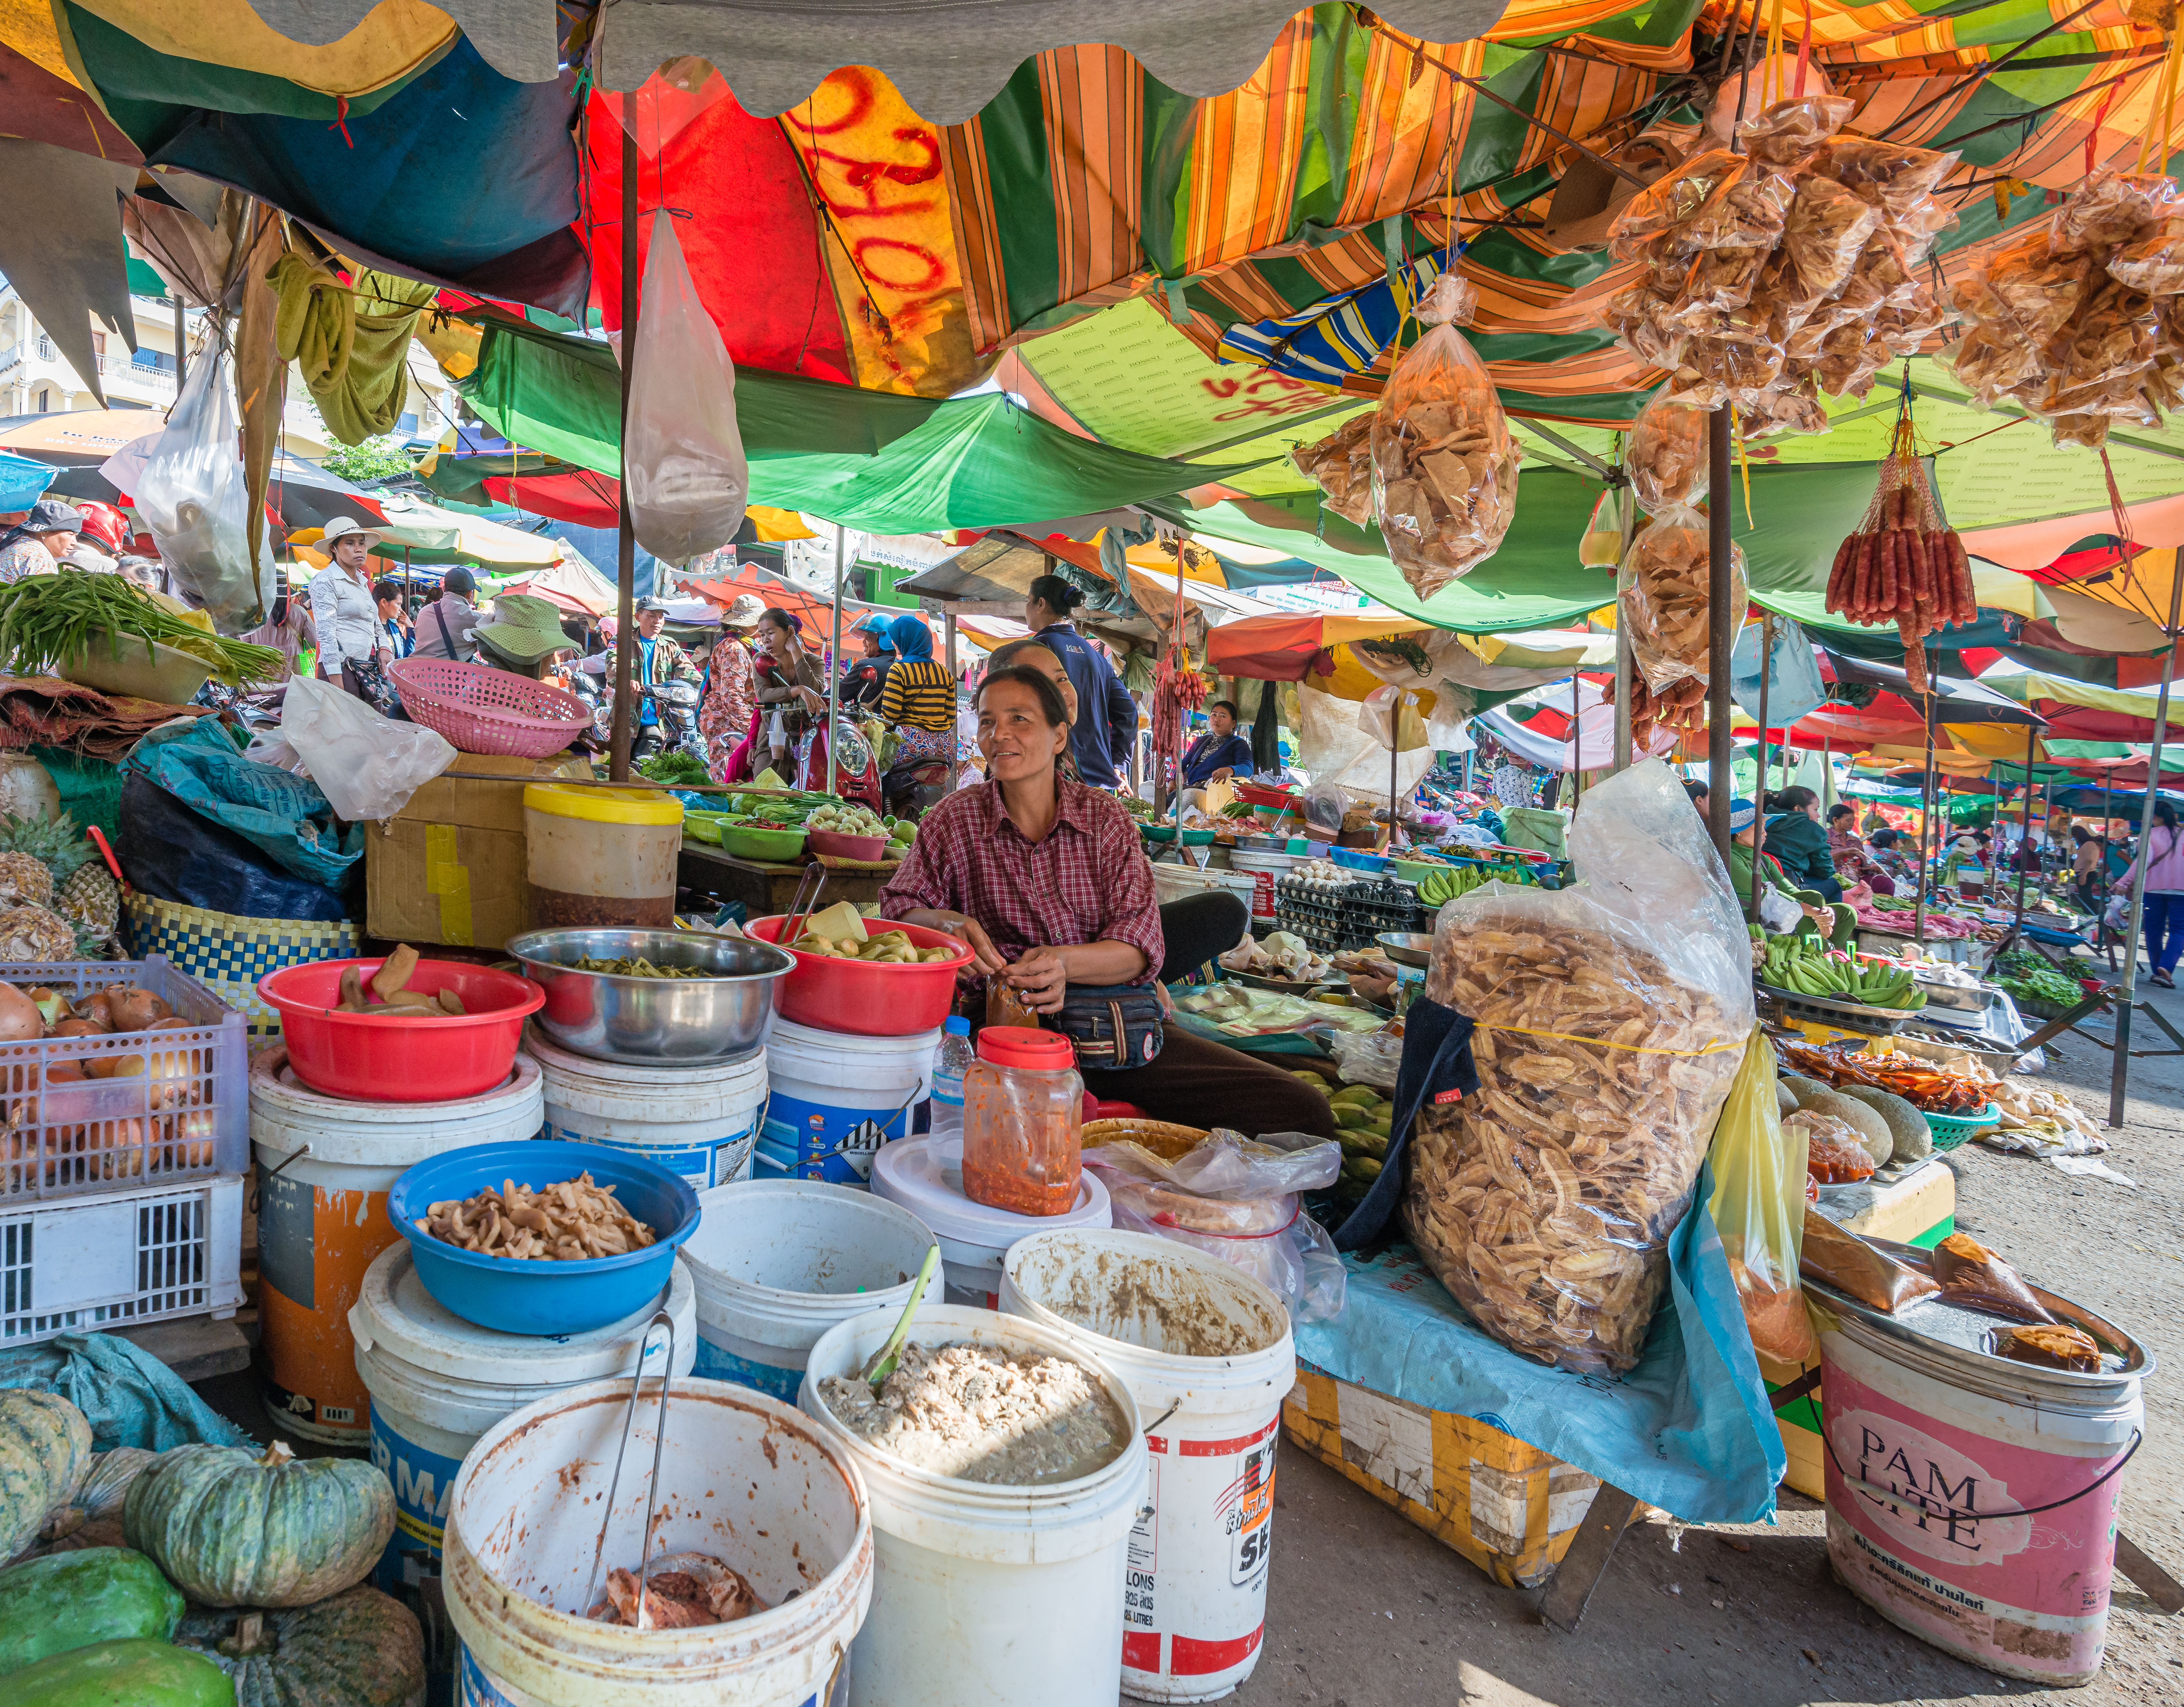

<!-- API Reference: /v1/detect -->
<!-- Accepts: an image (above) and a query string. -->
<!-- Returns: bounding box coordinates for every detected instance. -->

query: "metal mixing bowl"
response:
[506,928,794,1064]
[1376,931,1435,969]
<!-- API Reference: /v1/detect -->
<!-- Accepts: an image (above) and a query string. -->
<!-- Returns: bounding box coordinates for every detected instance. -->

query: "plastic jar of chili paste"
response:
[962,1028,1083,1217]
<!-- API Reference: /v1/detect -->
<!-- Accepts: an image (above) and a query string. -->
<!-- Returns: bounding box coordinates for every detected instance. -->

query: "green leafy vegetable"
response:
[0,573,283,686]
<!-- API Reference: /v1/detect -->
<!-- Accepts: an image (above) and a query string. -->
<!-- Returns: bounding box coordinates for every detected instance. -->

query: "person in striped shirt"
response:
[879,612,956,774]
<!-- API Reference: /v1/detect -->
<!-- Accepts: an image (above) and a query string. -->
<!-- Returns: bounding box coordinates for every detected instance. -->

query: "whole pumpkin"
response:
[0,1390,93,1560]
[177,1584,426,1707]
[76,1448,162,1520]
[124,1440,394,1607]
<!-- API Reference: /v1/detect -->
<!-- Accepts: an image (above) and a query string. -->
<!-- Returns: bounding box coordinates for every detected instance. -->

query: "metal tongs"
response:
[581,1310,677,1631]
[782,860,829,945]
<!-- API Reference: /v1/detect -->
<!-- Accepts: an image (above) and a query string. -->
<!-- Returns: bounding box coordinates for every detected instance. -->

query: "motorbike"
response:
[567,659,707,764]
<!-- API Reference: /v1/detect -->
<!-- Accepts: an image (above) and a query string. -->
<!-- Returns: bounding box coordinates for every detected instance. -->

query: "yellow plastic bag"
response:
[1707,1031,1817,1364]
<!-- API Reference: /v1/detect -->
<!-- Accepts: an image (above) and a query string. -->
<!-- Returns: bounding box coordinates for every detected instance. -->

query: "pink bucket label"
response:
[1824,1356,2125,1682]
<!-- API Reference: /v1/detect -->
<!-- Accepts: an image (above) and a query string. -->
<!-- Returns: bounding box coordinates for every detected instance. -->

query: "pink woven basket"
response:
[389,657,590,758]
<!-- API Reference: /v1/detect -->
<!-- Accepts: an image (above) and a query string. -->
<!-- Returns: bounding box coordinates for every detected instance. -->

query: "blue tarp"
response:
[0,1332,253,1451]
[125,720,362,888]
[1295,1169,1786,1524]
[0,451,56,512]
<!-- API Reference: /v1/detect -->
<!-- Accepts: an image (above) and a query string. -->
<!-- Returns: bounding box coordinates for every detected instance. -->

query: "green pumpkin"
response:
[74,1450,162,1521]
[123,1439,394,1608]
[176,1584,426,1707]
[11,1637,232,1706]
[0,1391,93,1561]
[0,1547,184,1671]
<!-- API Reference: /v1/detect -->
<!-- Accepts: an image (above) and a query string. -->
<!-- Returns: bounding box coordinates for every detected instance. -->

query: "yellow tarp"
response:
[71,0,455,96]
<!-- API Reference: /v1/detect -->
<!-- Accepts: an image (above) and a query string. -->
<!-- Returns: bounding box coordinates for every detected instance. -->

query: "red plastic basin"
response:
[747,915,972,1037]
[256,958,545,1102]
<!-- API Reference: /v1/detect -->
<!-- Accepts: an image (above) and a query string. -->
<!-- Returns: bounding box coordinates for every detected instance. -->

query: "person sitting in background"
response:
[238,570,317,682]
[751,607,825,779]
[1181,699,1253,794]
[2073,824,2105,913]
[1762,786,1841,901]
[878,613,956,777]
[472,594,573,681]
[411,566,480,662]
[59,501,128,573]
[372,577,414,659]
[0,499,82,584]
[841,611,897,713]
[1826,800,1893,896]
[1730,799,1848,945]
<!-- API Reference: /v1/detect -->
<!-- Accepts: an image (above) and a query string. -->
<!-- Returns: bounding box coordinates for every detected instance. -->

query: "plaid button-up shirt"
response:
[880,778,1163,984]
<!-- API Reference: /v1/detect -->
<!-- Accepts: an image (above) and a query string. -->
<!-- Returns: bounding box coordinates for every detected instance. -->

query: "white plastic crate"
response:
[0,956,248,1204]
[0,1173,243,1348]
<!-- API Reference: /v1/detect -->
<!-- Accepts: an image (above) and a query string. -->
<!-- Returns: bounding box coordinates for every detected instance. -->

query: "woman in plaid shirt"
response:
[882,666,1335,1139]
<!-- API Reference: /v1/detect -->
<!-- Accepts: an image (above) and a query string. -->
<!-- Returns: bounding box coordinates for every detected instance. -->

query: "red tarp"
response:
[485,469,620,528]
[685,566,836,635]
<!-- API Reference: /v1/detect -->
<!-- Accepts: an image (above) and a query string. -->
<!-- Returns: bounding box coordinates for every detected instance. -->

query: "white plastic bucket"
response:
[252,1055,545,1445]
[1821,1304,2147,1685]
[755,1018,938,1186]
[350,1242,696,1601]
[1224,848,1296,921]
[682,1181,943,1402]
[869,1135,1110,1307]
[445,1376,873,1707]
[529,1028,767,1191]
[1001,1229,1294,1702]
[1148,863,1257,917]
[799,1305,1146,1707]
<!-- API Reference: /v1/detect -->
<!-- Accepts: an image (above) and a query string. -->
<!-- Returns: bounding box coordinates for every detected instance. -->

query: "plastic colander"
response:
[390,657,589,758]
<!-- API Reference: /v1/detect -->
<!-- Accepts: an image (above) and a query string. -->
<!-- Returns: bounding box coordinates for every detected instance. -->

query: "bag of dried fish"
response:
[1625,392,1710,512]
[1619,505,1746,694]
[1291,412,1375,526]
[1404,761,1754,1375]
[1369,272,1523,600]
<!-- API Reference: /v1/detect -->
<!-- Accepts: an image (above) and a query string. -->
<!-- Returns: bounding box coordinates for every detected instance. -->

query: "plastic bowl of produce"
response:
[257,958,543,1101]
[388,1140,699,1334]
[716,819,809,862]
[505,927,794,1064]
[747,912,973,1036]
[807,828,890,861]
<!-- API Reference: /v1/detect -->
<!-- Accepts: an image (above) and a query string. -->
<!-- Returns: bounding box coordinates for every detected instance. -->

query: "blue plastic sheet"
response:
[0,451,55,512]
[0,1331,254,1452]
[1732,615,1827,729]
[125,720,362,889]
[1296,1168,1785,1524]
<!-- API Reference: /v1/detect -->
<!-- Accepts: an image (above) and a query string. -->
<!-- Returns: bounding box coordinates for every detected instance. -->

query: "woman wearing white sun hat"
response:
[308,515,391,701]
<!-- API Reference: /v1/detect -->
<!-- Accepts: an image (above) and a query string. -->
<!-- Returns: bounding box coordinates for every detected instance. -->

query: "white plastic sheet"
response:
[626,212,748,564]
[279,674,455,823]
[124,347,273,634]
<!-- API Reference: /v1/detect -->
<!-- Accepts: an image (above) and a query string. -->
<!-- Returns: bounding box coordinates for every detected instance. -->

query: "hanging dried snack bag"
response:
[1291,412,1375,526]
[1815,137,1959,220]
[1620,504,1745,693]
[1625,392,1709,512]
[1370,272,1523,600]
[1736,93,1857,168]
[1607,151,1748,262]
[1779,176,1880,300]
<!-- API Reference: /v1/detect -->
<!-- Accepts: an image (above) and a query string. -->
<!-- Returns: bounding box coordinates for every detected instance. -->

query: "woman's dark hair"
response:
[1683,779,1708,803]
[1870,827,1899,850]
[371,577,402,603]
[987,636,1064,677]
[2072,824,2092,844]
[1827,801,1855,823]
[759,607,803,636]
[1770,786,1819,814]
[976,664,1069,728]
[2156,801,2179,833]
[1210,699,1241,720]
[1026,574,1084,616]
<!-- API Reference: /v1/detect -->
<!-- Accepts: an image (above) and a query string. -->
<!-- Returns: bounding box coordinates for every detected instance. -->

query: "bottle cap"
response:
[944,1015,972,1036]
[976,1027,1076,1070]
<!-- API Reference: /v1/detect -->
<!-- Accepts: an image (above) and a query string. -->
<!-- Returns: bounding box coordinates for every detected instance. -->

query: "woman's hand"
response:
[1004,946,1070,1014]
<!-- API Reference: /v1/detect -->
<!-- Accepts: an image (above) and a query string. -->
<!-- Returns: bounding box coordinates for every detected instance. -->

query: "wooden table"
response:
[678,838,899,918]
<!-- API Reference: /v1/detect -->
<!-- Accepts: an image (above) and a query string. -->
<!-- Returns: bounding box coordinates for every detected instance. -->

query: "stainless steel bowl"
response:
[1376,931,1435,970]
[506,927,794,1065]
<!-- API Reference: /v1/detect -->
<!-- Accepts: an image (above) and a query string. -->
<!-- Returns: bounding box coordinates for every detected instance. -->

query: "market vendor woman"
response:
[880,666,1335,1140]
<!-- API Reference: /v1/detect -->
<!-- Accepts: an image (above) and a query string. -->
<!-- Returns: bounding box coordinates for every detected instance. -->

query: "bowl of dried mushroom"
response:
[256,947,546,1101]
[389,1140,700,1333]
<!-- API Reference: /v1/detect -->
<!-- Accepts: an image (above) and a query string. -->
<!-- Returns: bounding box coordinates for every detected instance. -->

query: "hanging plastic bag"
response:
[1290,412,1374,526]
[1706,1032,1817,1364]
[1370,273,1522,600]
[1626,393,1710,513]
[278,674,455,823]
[625,212,747,565]
[127,346,272,635]
[1579,484,1633,568]
[1620,503,1746,694]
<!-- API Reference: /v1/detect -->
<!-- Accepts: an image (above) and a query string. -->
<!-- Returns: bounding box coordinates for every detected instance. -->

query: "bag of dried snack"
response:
[1291,411,1375,526]
[1620,503,1746,692]
[1404,759,1754,1376]
[1370,272,1523,600]
[1626,392,1710,512]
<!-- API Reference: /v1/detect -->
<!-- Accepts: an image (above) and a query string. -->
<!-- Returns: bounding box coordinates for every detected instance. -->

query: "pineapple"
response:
[0,853,52,908]
[55,862,118,941]
[0,812,114,940]
[0,903,79,962]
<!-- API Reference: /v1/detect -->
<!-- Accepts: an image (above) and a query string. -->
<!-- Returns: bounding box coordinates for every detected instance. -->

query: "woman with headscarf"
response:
[878,613,956,775]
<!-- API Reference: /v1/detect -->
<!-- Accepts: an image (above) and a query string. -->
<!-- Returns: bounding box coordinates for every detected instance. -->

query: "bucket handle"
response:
[581,1309,678,1628]
[1824,1425,2143,1522]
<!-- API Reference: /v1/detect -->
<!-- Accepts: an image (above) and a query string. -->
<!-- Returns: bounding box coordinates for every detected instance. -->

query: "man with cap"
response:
[307,515,391,694]
[840,609,897,713]
[698,593,764,783]
[472,594,574,679]
[631,596,699,735]
[0,499,84,584]
[410,565,481,663]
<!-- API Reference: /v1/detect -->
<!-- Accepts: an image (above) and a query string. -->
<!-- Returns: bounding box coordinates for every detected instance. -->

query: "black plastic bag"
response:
[116,773,355,923]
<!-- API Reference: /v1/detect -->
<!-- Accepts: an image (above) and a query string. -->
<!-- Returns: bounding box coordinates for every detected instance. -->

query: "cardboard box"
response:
[365,754,586,950]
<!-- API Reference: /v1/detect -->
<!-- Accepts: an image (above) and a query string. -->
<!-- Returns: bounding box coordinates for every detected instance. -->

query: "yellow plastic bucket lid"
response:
[523,783,684,825]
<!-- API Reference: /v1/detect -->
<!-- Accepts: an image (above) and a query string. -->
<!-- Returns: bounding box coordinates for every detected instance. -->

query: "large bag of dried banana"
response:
[1405,759,1755,1375]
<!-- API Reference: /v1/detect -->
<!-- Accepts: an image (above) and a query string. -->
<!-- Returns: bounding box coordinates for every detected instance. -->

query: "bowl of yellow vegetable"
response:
[747,903,974,1037]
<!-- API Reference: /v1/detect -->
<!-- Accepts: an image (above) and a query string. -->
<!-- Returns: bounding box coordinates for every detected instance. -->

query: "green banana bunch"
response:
[1417,863,1489,908]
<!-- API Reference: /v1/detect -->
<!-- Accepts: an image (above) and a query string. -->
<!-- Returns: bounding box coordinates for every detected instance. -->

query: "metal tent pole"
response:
[1613,470,1637,773]
[1913,654,1937,948]
[1749,614,1771,923]
[1706,406,1733,867]
[609,123,640,783]
[829,525,845,794]
[2012,723,2037,936]
[2109,563,2184,1126]
[1569,672,1581,808]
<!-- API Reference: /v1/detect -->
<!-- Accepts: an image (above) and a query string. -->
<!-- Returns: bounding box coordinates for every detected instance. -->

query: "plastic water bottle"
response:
[928,1016,974,1144]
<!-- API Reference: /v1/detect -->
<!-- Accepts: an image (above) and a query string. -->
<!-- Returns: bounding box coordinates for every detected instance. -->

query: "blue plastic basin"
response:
[388,1141,700,1336]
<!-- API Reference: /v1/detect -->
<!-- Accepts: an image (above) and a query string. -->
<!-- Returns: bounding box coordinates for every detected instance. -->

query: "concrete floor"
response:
[1230,960,2184,1707]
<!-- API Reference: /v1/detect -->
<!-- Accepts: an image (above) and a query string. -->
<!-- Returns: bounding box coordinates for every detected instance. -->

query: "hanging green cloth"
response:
[269,254,438,445]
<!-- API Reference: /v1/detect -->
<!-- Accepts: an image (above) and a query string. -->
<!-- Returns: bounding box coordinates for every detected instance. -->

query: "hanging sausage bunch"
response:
[1823,407,1975,683]
[1948,171,2184,449]
[1600,94,1957,421]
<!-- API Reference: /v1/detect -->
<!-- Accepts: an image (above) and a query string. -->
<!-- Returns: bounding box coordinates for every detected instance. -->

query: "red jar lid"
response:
[976,1027,1076,1070]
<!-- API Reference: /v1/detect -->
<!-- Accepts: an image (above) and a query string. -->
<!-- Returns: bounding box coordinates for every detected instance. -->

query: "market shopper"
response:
[371,578,414,659]
[1826,800,1894,895]
[629,596,700,739]
[877,614,954,777]
[2073,824,2106,913]
[2115,799,2184,988]
[307,516,393,701]
[1023,573,1135,788]
[1762,786,1841,900]
[882,665,1335,1139]
[841,610,896,713]
[0,499,83,583]
[699,594,764,783]
[751,607,825,780]
[1728,799,1843,942]
[472,594,574,680]
[411,566,481,662]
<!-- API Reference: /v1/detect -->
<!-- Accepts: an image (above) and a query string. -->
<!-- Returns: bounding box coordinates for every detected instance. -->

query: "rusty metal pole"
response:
[609,122,639,782]
[1706,406,1733,868]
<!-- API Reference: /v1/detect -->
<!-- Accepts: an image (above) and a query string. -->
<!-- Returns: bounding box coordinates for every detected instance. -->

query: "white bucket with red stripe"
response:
[1001,1229,1294,1702]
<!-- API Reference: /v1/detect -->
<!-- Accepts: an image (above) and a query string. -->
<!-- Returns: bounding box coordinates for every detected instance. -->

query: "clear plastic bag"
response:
[1815,137,1960,217]
[1779,175,1880,298]
[1326,1026,1403,1090]
[278,672,456,823]
[1620,504,1745,694]
[1083,1126,1341,1200]
[1290,412,1375,526]
[129,347,273,636]
[1735,93,1857,168]
[625,213,747,565]
[1706,1033,1817,1364]
[1370,273,1521,601]
[1626,394,1710,513]
[1402,760,1754,1374]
